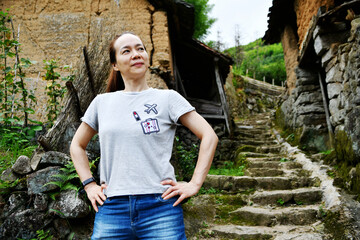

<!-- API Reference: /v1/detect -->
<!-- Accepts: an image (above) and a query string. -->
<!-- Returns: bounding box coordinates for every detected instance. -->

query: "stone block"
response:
[322,49,335,67]
[325,65,343,83]
[329,98,340,115]
[345,107,360,158]
[339,52,349,72]
[30,151,44,171]
[50,190,90,219]
[40,151,71,167]
[296,114,326,127]
[296,103,325,115]
[27,166,62,195]
[295,92,322,105]
[12,156,32,175]
[314,31,350,57]
[33,193,49,211]
[330,109,346,126]
[0,168,19,182]
[327,83,343,99]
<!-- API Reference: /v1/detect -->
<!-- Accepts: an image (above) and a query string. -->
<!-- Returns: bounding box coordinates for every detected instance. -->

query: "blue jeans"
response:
[91,194,187,239]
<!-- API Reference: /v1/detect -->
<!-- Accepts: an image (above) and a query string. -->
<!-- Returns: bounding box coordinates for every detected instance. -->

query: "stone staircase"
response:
[186,112,327,239]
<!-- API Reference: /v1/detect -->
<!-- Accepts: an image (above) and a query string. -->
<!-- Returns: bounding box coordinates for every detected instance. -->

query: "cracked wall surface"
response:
[1,0,170,122]
[294,0,334,50]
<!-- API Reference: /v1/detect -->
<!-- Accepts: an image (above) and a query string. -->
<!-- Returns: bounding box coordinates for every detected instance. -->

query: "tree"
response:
[233,24,244,68]
[183,0,216,40]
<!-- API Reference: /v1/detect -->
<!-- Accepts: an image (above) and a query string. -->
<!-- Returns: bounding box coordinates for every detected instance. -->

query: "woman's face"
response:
[113,34,149,80]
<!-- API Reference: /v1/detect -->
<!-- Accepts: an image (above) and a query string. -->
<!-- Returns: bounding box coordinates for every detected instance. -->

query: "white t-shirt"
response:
[81,88,195,197]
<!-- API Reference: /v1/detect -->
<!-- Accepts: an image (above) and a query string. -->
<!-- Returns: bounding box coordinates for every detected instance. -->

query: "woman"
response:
[70,32,218,239]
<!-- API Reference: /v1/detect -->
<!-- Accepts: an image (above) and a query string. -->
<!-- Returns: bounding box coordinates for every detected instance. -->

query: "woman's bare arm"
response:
[70,122,107,212]
[161,111,218,206]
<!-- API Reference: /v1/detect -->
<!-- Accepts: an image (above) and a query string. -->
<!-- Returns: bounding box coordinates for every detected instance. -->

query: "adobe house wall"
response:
[0,0,170,122]
[294,0,334,50]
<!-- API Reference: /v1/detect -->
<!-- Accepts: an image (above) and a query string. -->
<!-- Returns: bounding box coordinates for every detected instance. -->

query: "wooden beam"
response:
[214,58,231,134]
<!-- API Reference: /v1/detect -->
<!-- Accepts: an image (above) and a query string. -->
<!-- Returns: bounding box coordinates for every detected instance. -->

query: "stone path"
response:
[189,112,328,239]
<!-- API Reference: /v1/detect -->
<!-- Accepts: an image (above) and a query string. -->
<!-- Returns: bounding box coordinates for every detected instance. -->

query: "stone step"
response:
[209,225,323,240]
[247,161,303,170]
[230,205,319,226]
[237,131,273,139]
[236,128,272,135]
[245,168,284,177]
[251,188,323,206]
[204,175,318,192]
[246,156,286,162]
[237,137,277,145]
[238,152,281,158]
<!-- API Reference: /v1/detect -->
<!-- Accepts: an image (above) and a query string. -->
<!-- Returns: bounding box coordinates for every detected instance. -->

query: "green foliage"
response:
[280,158,289,162]
[43,59,72,127]
[0,123,38,174]
[18,229,53,240]
[277,198,285,206]
[0,178,20,195]
[45,158,98,200]
[198,187,221,195]
[208,160,246,176]
[183,0,216,40]
[174,136,198,181]
[226,39,286,86]
[0,10,38,128]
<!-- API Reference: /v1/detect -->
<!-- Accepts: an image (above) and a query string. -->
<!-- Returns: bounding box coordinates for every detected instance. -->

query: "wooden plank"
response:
[188,100,223,115]
[173,56,187,97]
[214,58,231,134]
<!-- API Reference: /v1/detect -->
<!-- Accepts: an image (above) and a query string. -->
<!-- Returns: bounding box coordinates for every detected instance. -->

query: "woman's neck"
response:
[123,77,149,92]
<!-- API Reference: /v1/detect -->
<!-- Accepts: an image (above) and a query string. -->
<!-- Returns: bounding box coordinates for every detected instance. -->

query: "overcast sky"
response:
[205,0,273,47]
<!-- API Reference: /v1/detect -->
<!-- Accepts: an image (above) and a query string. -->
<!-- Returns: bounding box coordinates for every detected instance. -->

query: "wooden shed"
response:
[150,0,234,134]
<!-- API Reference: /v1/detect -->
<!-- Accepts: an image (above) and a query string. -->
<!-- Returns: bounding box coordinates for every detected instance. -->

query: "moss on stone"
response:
[334,131,357,166]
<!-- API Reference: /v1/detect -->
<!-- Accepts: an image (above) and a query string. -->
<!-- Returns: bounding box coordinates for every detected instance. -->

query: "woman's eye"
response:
[122,50,130,54]
[138,47,144,51]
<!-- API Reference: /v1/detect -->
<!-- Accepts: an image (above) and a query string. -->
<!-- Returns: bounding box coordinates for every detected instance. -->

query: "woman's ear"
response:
[113,64,119,71]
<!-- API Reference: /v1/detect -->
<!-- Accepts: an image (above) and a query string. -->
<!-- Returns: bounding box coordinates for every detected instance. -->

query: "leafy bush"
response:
[225,39,286,86]
[173,136,198,181]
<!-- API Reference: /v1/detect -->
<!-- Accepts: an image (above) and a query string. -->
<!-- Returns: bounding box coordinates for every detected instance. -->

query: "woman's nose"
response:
[131,50,141,59]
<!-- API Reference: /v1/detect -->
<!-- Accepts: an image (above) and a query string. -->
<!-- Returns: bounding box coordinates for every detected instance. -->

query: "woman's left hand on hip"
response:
[160,179,201,206]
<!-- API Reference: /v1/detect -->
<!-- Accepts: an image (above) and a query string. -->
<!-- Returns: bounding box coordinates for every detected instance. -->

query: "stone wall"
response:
[0,0,170,122]
[294,0,334,50]
[277,10,360,158]
[314,17,360,157]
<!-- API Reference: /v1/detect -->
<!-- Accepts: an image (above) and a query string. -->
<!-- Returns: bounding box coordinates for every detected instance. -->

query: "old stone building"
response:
[264,0,360,194]
[1,0,232,130]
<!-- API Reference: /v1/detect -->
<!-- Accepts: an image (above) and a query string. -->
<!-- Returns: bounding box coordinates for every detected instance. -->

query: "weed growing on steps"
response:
[277,198,285,206]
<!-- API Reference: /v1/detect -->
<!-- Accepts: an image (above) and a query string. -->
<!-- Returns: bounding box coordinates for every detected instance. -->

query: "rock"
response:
[294,92,322,105]
[329,98,339,115]
[33,193,49,211]
[327,83,343,99]
[0,209,53,239]
[12,155,32,175]
[30,150,45,171]
[0,168,19,182]
[53,218,71,238]
[40,151,71,167]
[27,166,62,195]
[330,109,346,126]
[50,190,90,218]
[1,191,28,218]
[314,31,350,56]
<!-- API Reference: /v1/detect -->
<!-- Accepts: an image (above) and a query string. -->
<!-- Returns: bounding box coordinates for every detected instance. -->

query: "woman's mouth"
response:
[132,62,144,67]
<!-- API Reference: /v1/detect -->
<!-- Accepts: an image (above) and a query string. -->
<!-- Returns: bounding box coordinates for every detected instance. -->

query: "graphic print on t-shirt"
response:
[133,111,141,121]
[141,118,160,134]
[144,104,158,114]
